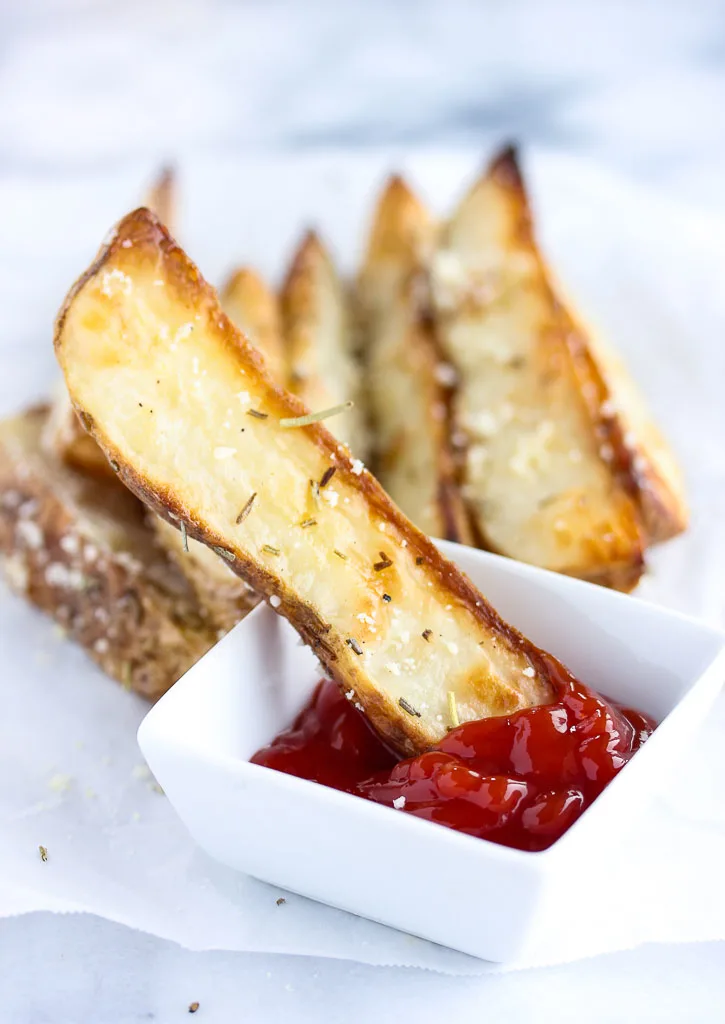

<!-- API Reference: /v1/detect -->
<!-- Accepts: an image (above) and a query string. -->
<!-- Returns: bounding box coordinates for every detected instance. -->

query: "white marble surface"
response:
[3,1,725,1020]
[2,0,725,206]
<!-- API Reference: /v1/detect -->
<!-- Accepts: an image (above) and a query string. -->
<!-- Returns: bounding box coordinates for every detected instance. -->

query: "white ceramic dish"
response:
[138,541,725,962]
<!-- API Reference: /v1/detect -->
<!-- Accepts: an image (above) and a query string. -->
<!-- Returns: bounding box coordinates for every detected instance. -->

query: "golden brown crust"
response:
[220,267,287,384]
[0,407,217,701]
[433,146,648,590]
[281,230,368,457]
[358,175,472,544]
[53,208,570,756]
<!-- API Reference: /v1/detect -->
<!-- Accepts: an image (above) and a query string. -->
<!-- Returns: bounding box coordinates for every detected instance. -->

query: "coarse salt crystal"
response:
[49,773,73,793]
[100,269,133,297]
[434,363,458,387]
[522,666,535,677]
[59,534,80,556]
[350,459,364,475]
[392,796,406,810]
[16,520,43,549]
[45,562,85,589]
[269,595,281,608]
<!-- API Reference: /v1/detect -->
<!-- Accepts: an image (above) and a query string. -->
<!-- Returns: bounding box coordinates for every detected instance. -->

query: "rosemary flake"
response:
[422,628,433,642]
[309,479,320,506]
[447,690,460,728]
[346,637,363,656]
[373,551,392,572]
[246,409,268,420]
[109,459,120,473]
[319,466,337,488]
[299,517,317,528]
[262,544,280,556]
[398,697,421,718]
[180,520,188,552]
[415,556,424,566]
[235,491,257,525]
[333,549,347,560]
[382,593,392,603]
[280,401,353,429]
[212,545,236,562]
[39,845,48,862]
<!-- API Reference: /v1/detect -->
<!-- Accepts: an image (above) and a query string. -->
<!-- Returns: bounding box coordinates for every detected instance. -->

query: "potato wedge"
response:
[221,267,286,384]
[0,406,217,700]
[358,175,471,543]
[282,231,368,457]
[432,147,647,590]
[54,208,566,755]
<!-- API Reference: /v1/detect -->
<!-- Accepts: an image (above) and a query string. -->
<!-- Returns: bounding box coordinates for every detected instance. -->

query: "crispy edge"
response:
[0,406,216,701]
[54,208,562,755]
[359,174,473,544]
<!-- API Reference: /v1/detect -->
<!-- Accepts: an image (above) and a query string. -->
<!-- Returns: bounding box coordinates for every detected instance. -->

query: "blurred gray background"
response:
[2,0,725,208]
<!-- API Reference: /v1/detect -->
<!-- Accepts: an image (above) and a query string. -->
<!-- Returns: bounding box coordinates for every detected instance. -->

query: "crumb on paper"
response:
[49,773,73,793]
[38,845,48,862]
[188,1002,200,1014]
[276,897,286,906]
[149,782,164,795]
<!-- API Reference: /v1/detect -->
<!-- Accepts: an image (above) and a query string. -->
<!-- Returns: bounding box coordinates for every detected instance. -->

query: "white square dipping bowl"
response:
[138,542,725,963]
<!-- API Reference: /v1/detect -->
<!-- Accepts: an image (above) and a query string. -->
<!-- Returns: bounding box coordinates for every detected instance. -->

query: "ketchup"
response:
[251,663,655,852]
